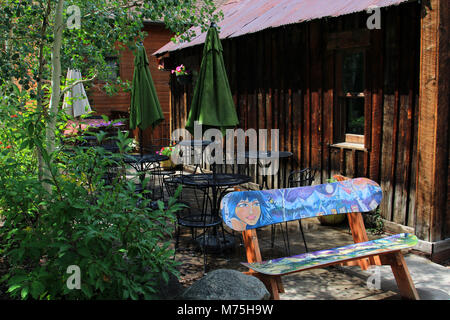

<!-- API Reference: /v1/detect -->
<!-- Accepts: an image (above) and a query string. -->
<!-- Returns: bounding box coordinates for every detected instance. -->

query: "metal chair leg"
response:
[284,222,291,256]
[271,225,276,248]
[271,223,291,256]
[203,227,208,275]
[298,220,308,252]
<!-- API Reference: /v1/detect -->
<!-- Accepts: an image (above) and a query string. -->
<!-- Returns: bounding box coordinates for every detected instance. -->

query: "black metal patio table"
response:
[175,173,251,251]
[123,153,169,184]
[243,151,293,189]
[176,140,213,173]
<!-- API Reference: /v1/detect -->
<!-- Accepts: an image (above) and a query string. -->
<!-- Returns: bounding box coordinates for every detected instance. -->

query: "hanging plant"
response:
[171,64,192,85]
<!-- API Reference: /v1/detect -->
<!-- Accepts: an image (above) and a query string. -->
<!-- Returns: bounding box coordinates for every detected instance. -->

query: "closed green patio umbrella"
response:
[130,43,164,155]
[186,24,239,134]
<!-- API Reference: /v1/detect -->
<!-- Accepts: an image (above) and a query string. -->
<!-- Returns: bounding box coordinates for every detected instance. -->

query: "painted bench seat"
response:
[221,177,420,300]
[242,233,418,275]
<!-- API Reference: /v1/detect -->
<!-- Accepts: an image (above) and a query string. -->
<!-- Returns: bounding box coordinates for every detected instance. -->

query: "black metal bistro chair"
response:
[163,174,222,273]
[287,168,316,252]
[144,138,180,201]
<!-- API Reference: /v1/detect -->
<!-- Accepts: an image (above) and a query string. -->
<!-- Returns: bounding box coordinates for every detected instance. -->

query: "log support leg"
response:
[380,251,420,300]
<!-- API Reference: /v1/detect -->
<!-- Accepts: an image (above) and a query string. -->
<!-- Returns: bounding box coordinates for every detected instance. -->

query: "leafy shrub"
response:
[0,95,182,299]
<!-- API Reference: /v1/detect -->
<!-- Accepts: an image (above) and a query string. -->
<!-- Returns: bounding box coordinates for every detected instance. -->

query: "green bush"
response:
[0,91,182,299]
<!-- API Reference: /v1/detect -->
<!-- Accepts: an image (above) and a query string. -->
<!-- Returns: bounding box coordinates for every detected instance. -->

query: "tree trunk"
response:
[42,0,64,190]
[37,0,53,181]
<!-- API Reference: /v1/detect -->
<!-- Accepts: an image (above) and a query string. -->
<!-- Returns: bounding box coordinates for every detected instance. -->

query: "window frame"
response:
[333,48,369,146]
[104,56,120,81]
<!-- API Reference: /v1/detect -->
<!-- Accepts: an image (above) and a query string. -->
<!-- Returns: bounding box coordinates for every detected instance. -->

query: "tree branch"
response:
[82,1,143,19]
[60,73,97,97]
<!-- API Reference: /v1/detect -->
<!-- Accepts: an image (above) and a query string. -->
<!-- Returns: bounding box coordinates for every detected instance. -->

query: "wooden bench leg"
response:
[266,276,280,300]
[368,255,382,266]
[335,176,382,270]
[381,251,420,300]
[346,212,382,270]
[245,272,280,300]
[276,276,285,293]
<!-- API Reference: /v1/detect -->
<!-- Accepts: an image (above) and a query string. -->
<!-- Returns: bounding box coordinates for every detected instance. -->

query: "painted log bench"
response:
[220,177,419,300]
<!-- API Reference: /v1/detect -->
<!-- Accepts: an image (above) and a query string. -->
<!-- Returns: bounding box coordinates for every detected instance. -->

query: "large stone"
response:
[181,269,270,300]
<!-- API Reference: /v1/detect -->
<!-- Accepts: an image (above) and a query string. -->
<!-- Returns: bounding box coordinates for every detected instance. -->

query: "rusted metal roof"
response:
[154,0,412,55]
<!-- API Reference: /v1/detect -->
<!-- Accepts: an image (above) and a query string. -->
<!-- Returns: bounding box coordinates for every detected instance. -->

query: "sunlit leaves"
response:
[0,0,219,100]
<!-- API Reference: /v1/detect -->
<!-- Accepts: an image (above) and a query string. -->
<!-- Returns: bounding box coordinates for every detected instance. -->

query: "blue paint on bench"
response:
[221,177,382,231]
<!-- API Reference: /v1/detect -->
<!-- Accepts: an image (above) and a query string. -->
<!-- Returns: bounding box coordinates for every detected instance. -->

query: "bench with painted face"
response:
[220,177,419,300]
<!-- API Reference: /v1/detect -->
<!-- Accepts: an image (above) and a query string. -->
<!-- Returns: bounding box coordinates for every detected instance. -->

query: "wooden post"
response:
[380,251,420,300]
[347,212,381,269]
[242,229,262,263]
[416,0,449,243]
[241,229,281,300]
[333,174,381,268]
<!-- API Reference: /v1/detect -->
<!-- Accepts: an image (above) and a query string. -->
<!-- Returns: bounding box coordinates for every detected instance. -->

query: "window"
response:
[105,56,119,81]
[334,50,366,145]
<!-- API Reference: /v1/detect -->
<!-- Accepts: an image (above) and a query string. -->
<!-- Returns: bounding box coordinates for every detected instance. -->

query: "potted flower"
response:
[157,146,175,169]
[171,64,191,85]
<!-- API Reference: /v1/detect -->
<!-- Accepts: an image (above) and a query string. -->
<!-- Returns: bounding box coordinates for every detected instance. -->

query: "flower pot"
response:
[318,214,346,226]
[176,74,192,85]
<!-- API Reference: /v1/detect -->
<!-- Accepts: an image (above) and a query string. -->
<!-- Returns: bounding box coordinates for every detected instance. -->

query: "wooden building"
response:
[155,0,449,261]
[89,21,173,145]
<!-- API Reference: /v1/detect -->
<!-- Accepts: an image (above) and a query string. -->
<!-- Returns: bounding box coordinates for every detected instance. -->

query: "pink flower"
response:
[171,70,175,74]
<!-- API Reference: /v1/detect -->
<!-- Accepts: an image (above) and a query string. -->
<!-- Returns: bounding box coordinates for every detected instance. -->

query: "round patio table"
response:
[123,153,169,184]
[175,173,251,252]
[243,151,293,189]
[177,140,213,147]
[176,140,213,173]
[177,173,251,219]
[123,153,168,171]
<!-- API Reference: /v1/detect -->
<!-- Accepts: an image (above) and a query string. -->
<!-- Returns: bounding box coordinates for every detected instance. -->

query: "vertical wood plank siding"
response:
[416,0,450,242]
[89,23,173,144]
[167,3,447,240]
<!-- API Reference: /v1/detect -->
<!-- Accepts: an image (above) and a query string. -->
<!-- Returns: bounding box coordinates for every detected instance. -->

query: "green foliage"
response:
[0,0,215,299]
[0,87,183,299]
[365,208,384,235]
[0,0,220,99]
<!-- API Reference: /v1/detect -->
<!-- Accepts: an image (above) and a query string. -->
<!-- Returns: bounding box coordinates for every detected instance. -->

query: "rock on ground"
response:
[181,269,270,300]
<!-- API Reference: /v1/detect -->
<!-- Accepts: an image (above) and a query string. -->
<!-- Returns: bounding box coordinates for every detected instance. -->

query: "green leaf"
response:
[7,284,22,293]
[21,287,29,299]
[31,281,45,299]
[81,284,93,299]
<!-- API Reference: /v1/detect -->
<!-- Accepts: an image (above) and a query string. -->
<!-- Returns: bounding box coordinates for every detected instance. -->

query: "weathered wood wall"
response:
[166,2,449,242]
[416,0,450,244]
[89,22,173,145]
